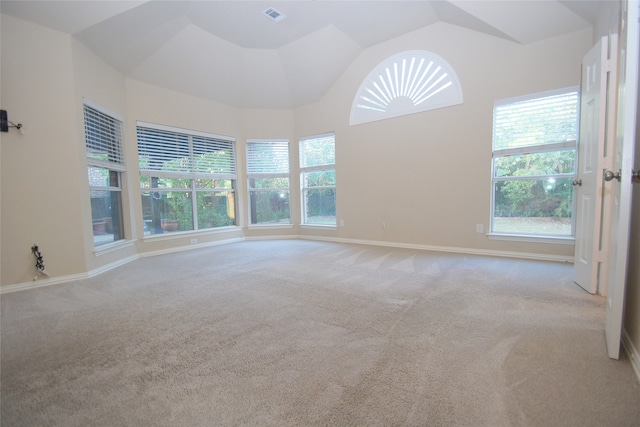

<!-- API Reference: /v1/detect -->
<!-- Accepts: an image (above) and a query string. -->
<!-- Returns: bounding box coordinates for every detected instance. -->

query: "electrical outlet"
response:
[476,224,484,233]
[382,221,386,230]
[339,219,345,227]
[190,238,198,244]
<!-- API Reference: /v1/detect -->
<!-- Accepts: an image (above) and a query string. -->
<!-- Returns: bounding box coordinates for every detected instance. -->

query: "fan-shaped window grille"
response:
[350,50,463,126]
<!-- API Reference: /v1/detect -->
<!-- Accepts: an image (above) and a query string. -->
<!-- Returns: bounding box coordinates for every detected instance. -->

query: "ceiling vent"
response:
[264,7,287,22]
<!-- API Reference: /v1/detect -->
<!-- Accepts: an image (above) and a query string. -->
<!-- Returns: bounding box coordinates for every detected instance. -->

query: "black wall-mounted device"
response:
[0,110,8,132]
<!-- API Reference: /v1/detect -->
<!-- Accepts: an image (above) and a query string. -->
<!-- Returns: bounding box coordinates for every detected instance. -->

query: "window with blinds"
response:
[136,123,237,235]
[493,90,579,152]
[300,134,335,169]
[247,140,290,175]
[84,104,125,171]
[137,126,235,178]
[83,101,125,247]
[247,140,291,225]
[491,87,579,238]
[300,133,336,226]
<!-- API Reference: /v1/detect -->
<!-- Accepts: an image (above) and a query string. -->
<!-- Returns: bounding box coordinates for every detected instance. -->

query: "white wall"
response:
[295,23,592,257]
[1,14,593,287]
[125,80,245,255]
[1,15,87,285]
[71,38,139,274]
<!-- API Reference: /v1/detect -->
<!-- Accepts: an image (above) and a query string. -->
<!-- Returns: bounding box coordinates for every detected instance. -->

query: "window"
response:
[350,50,463,126]
[246,140,291,225]
[84,101,126,247]
[491,87,579,237]
[137,123,237,235]
[300,133,336,226]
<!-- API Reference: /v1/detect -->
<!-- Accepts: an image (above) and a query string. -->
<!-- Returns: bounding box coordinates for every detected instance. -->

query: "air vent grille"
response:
[264,7,286,22]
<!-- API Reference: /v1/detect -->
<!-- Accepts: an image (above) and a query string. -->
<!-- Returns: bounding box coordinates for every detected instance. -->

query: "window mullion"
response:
[89,185,121,192]
[494,173,576,182]
[301,165,334,174]
[191,179,198,230]
[493,140,576,158]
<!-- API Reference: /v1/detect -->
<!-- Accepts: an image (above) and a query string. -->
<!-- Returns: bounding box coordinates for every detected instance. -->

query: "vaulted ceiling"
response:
[1,1,599,109]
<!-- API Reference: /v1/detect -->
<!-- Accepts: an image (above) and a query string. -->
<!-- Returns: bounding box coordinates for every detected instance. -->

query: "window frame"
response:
[137,122,238,236]
[489,87,579,242]
[246,139,292,227]
[350,50,463,126]
[299,133,336,227]
[84,99,126,248]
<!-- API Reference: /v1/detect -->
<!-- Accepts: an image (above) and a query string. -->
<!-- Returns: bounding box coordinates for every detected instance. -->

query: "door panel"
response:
[574,37,608,294]
[605,0,638,360]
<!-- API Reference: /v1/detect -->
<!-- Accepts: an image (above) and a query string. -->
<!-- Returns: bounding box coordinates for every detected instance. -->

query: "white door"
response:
[605,0,638,360]
[574,37,608,294]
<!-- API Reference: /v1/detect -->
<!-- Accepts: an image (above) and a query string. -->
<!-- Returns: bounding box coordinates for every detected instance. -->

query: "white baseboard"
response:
[300,235,574,263]
[622,329,640,383]
[0,272,89,294]
[88,254,140,277]
[243,235,300,241]
[140,237,244,258]
[0,234,572,294]
[0,254,140,294]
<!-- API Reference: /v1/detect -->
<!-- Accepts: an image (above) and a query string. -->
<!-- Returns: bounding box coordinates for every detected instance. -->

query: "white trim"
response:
[87,160,127,172]
[0,234,574,294]
[244,235,299,241]
[246,224,294,230]
[1,273,90,294]
[139,171,237,181]
[142,226,242,243]
[622,329,640,383]
[350,50,464,126]
[141,237,244,258]
[93,239,136,256]
[493,140,577,158]
[299,235,574,263]
[136,121,235,142]
[87,254,140,278]
[493,173,575,182]
[83,98,124,122]
[88,185,122,192]
[488,233,575,245]
[300,224,337,230]
[246,138,289,144]
[0,254,139,294]
[493,85,580,107]
[300,165,335,174]
[299,132,335,142]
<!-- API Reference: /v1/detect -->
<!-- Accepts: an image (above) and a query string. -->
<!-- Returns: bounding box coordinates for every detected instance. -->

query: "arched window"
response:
[350,50,463,126]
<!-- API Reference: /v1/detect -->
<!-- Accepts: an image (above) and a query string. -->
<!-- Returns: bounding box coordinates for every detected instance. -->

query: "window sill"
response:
[300,224,337,230]
[94,239,136,256]
[487,233,574,245]
[247,224,294,230]
[142,226,241,242]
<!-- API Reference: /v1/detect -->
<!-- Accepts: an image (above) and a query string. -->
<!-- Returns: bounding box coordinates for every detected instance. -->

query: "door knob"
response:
[633,170,640,183]
[604,169,621,182]
[572,179,582,186]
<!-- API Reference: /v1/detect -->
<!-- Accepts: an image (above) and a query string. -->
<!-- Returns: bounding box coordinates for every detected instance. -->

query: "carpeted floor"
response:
[1,239,639,426]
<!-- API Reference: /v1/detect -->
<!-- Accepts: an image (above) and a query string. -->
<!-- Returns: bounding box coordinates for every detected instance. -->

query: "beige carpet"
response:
[1,240,639,426]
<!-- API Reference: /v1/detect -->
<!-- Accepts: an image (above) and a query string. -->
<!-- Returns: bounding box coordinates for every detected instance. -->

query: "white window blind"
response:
[84,104,124,170]
[493,89,578,151]
[137,126,236,177]
[247,141,290,174]
[300,134,335,168]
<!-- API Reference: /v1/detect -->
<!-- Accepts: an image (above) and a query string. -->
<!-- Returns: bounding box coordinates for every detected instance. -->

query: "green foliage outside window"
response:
[494,150,575,219]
